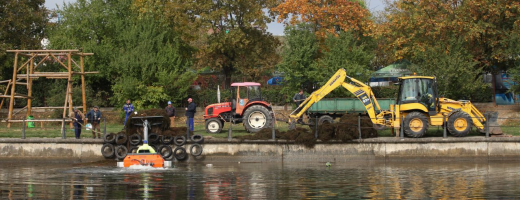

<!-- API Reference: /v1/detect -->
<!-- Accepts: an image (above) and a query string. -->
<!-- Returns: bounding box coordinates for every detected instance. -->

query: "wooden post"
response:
[80,55,86,113]
[67,52,74,128]
[27,54,34,117]
[0,80,11,111]
[8,53,18,128]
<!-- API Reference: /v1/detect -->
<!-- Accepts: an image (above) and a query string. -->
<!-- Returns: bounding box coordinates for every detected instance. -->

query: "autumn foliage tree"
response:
[272,0,373,37]
[166,0,281,87]
[379,0,520,74]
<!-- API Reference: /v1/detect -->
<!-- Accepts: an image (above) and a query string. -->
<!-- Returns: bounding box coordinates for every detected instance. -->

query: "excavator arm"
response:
[289,68,387,126]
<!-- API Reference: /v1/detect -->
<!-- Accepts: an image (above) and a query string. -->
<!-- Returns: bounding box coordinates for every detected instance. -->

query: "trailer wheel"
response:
[205,118,223,133]
[403,112,428,138]
[101,143,115,158]
[173,147,187,161]
[129,133,142,146]
[448,112,472,137]
[318,115,334,125]
[115,145,128,160]
[158,145,173,158]
[243,105,272,133]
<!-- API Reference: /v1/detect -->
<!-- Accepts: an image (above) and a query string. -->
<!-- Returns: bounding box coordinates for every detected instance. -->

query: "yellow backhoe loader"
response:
[289,68,502,137]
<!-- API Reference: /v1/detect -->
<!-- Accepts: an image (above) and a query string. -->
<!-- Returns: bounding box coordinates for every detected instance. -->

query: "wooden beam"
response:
[0,80,11,84]
[2,119,74,122]
[8,52,18,128]
[7,49,81,53]
[0,95,32,98]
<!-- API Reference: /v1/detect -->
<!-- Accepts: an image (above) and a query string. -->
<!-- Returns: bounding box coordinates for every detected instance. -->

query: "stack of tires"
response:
[100,132,204,162]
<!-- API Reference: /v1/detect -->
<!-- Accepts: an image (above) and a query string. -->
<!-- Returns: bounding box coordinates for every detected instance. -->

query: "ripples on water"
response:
[1,160,520,199]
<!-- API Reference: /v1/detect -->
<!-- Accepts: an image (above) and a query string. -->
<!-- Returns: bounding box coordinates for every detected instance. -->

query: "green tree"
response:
[278,24,375,97]
[48,0,195,110]
[277,24,319,94]
[409,39,489,101]
[166,0,280,87]
[0,0,47,79]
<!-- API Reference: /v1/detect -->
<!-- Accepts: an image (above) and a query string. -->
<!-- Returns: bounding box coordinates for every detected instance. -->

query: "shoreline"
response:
[1,137,520,162]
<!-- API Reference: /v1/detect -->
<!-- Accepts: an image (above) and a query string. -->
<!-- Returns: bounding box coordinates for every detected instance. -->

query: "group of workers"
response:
[70,98,197,139]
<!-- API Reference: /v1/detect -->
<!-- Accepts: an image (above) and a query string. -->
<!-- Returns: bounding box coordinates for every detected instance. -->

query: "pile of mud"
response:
[235,114,377,149]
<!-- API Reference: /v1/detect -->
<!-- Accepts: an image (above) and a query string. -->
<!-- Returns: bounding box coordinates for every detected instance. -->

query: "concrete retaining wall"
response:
[1,137,520,162]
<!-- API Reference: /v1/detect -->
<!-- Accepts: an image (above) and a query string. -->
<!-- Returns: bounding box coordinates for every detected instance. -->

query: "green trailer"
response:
[306,98,396,125]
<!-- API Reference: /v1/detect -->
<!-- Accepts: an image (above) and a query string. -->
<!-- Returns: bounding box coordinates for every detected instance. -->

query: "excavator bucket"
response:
[483,112,503,135]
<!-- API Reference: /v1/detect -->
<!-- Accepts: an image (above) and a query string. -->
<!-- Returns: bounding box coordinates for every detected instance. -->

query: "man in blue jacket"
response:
[86,106,102,139]
[123,99,134,127]
[185,98,196,132]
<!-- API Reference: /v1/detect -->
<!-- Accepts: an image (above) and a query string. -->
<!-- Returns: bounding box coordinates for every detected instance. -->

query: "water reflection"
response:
[1,160,520,199]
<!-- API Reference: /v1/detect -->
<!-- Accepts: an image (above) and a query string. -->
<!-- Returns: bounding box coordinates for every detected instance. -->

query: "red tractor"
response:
[204,82,274,133]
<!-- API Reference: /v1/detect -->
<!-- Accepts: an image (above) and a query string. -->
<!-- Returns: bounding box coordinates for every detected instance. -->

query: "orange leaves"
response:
[272,0,373,38]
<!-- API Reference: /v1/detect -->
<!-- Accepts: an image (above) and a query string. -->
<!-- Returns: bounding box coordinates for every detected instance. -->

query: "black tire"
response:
[148,133,159,144]
[173,147,187,161]
[174,135,186,146]
[103,133,116,144]
[129,133,142,146]
[115,145,128,160]
[243,105,273,133]
[205,118,223,133]
[158,145,173,158]
[448,112,472,137]
[403,112,428,138]
[318,115,334,125]
[190,143,203,156]
[191,134,205,144]
[101,143,115,158]
[128,146,139,154]
[161,135,173,145]
[115,132,128,145]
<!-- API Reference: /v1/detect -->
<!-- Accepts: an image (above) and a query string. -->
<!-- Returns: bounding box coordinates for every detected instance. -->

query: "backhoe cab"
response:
[289,68,502,138]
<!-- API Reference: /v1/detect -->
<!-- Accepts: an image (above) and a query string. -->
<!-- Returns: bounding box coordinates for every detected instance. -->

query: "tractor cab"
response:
[396,76,438,115]
[230,82,263,115]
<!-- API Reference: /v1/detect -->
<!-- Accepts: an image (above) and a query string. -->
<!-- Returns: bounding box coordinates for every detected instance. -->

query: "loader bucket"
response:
[483,112,503,135]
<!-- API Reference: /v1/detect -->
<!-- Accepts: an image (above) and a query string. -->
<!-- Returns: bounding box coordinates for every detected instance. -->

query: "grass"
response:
[0,119,518,138]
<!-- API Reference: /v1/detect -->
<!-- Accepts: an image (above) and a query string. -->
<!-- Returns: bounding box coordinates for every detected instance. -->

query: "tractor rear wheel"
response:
[243,105,272,133]
[403,112,428,138]
[448,112,472,137]
[205,118,223,133]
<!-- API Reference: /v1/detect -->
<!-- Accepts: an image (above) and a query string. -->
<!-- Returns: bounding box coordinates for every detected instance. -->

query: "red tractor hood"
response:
[204,102,232,119]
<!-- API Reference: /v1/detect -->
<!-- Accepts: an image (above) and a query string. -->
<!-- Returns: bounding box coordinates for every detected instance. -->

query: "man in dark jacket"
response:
[293,89,306,123]
[165,101,176,127]
[185,98,196,131]
[69,107,84,139]
[123,99,134,127]
[86,106,102,139]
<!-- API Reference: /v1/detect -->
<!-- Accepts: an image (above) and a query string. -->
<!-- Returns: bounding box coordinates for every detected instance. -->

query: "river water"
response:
[1,160,520,199]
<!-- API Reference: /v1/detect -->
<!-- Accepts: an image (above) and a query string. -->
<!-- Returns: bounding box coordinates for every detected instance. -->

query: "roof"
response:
[230,82,261,86]
[399,76,435,80]
[372,60,413,78]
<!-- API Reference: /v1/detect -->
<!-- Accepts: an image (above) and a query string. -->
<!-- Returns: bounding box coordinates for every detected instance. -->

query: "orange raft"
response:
[122,143,165,168]
[123,153,164,168]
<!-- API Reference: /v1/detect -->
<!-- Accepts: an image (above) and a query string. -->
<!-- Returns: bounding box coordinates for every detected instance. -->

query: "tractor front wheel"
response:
[243,105,272,133]
[403,112,428,138]
[205,118,223,134]
[447,112,472,137]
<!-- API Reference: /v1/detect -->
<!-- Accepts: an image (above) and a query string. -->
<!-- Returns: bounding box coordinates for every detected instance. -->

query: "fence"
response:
[0,118,109,139]
[0,113,514,140]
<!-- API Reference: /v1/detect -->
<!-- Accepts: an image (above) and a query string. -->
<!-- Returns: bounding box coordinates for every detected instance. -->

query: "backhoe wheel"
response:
[243,105,272,133]
[403,112,428,138]
[448,112,472,137]
[205,118,223,134]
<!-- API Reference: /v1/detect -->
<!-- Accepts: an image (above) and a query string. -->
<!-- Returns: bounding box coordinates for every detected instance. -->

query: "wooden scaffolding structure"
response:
[1,50,96,128]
